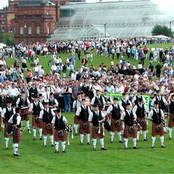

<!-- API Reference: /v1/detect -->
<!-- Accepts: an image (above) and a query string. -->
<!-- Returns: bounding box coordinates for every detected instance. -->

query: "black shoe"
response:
[151,145,155,148]
[4,147,8,150]
[51,144,55,147]
[55,150,59,153]
[119,140,123,143]
[39,137,43,140]
[124,146,127,150]
[93,147,96,151]
[87,142,90,145]
[43,144,46,147]
[14,153,20,156]
[144,139,148,141]
[133,146,138,149]
[110,140,113,143]
[101,147,107,150]
[62,150,66,153]
[33,137,36,140]
[136,139,139,142]
[80,142,83,145]
[161,145,165,148]
[169,137,172,140]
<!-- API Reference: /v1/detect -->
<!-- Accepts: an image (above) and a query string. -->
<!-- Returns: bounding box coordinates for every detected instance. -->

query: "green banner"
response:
[102,93,150,110]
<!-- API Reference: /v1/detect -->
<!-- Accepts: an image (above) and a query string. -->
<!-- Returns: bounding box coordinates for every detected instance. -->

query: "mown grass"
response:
[1,42,174,173]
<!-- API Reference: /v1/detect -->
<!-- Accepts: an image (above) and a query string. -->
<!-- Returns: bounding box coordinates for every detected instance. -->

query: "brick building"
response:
[0,0,18,33]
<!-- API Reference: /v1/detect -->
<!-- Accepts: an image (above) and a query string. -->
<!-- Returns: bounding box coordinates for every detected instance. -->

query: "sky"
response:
[0,0,174,17]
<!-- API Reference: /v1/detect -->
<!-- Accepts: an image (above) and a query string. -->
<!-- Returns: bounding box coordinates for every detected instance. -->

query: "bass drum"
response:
[104,119,111,131]
[6,123,13,135]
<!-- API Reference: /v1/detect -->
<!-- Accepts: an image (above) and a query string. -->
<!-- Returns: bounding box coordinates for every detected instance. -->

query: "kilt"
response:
[74,115,80,124]
[4,122,12,137]
[111,118,123,132]
[42,122,54,135]
[79,120,90,134]
[32,114,42,128]
[13,127,22,143]
[0,117,2,132]
[20,109,29,121]
[123,125,137,138]
[91,125,104,139]
[168,113,174,128]
[54,130,67,141]
[137,117,147,131]
[152,123,164,137]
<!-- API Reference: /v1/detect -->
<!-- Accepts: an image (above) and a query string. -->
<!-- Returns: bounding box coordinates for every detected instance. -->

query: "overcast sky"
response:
[0,0,174,17]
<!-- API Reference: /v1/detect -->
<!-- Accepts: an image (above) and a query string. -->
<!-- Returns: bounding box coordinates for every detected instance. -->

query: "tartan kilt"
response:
[20,109,29,121]
[0,117,2,132]
[54,130,67,141]
[13,127,22,143]
[137,117,147,131]
[79,120,90,134]
[152,123,164,136]
[42,122,54,135]
[111,118,123,132]
[4,122,12,137]
[74,115,80,124]
[32,114,42,128]
[123,125,137,138]
[168,113,174,128]
[91,125,104,138]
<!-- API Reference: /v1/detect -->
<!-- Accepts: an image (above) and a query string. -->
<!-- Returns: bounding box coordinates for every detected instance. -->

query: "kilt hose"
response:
[74,115,80,124]
[111,118,123,132]
[20,109,29,121]
[123,125,137,138]
[137,117,147,131]
[168,113,174,128]
[13,127,22,143]
[79,120,90,134]
[4,122,12,137]
[91,125,104,139]
[42,122,54,135]
[152,123,164,137]
[32,114,42,128]
[54,130,67,141]
[0,117,2,132]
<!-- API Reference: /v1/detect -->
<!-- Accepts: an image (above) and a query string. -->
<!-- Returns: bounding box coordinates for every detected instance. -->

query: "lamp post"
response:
[104,23,107,38]
[169,21,172,37]
[23,25,27,45]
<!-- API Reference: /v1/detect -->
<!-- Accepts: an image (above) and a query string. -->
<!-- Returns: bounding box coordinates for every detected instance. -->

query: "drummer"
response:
[16,91,31,133]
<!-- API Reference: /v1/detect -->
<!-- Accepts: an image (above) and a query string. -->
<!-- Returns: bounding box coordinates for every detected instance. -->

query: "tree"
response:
[152,25,173,37]
[0,33,15,46]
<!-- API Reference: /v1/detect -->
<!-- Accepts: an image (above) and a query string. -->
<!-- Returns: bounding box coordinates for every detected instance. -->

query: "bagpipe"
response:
[65,124,74,145]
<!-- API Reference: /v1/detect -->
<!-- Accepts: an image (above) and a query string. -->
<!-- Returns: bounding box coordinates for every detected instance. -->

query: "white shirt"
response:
[76,105,91,116]
[88,110,105,122]
[148,108,164,120]
[8,113,21,125]
[29,101,44,113]
[39,108,55,119]
[51,115,67,125]
[121,109,137,121]
[106,104,124,114]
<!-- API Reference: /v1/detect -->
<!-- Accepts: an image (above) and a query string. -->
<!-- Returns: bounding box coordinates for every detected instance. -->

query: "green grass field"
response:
[1,43,174,173]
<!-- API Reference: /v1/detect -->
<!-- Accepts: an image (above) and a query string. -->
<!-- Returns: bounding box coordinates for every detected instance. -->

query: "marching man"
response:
[39,101,55,147]
[168,93,174,140]
[8,108,22,156]
[2,100,15,149]
[133,98,148,141]
[88,104,107,151]
[121,102,138,150]
[76,98,91,145]
[29,95,44,140]
[148,101,165,148]
[52,108,67,153]
[16,91,31,132]
[106,97,124,143]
